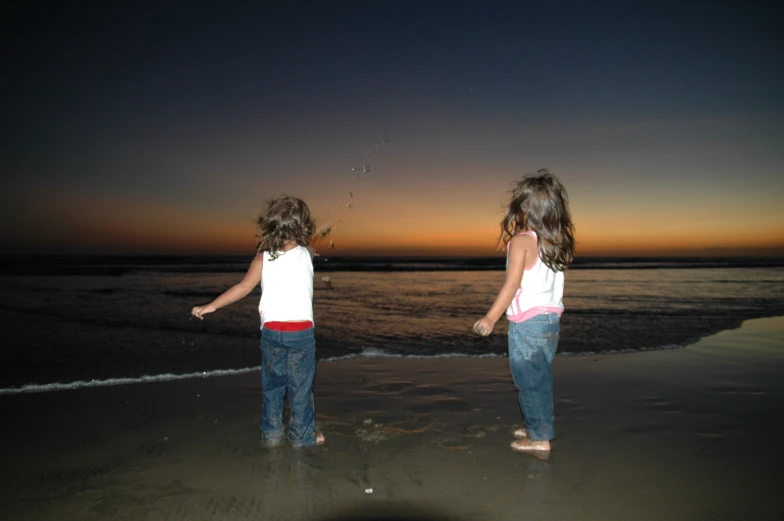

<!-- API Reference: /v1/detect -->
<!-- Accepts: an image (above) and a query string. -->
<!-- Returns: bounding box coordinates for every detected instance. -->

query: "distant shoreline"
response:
[1,254,782,276]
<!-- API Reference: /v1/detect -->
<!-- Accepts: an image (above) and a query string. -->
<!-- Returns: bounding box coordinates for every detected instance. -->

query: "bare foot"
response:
[315,431,325,446]
[511,438,550,453]
[513,428,527,439]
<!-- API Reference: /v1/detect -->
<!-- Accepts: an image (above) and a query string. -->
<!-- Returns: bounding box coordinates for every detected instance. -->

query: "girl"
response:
[473,169,575,454]
[192,195,325,448]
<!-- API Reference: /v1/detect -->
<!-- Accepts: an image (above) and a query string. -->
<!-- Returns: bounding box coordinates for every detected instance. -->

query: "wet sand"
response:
[1,317,782,520]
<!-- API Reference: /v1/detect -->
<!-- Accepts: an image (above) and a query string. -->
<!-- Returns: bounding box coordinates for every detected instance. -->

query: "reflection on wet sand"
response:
[0,318,782,520]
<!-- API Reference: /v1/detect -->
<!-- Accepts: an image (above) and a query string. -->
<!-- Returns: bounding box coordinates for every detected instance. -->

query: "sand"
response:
[1,317,782,521]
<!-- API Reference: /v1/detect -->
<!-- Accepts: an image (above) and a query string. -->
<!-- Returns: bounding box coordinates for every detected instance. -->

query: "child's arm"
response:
[473,234,534,336]
[191,254,264,319]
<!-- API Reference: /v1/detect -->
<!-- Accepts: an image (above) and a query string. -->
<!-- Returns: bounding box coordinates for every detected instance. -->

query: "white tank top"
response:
[258,246,314,326]
[506,231,565,323]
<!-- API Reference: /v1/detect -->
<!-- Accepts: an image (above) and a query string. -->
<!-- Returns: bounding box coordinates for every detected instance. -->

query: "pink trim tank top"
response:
[506,231,565,323]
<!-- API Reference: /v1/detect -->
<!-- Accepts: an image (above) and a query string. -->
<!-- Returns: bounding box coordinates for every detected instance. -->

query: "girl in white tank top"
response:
[473,169,575,455]
[190,195,324,447]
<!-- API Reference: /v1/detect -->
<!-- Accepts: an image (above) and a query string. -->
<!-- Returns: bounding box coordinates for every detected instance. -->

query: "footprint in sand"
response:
[716,386,767,396]
[354,418,397,443]
[355,417,441,443]
[635,396,682,414]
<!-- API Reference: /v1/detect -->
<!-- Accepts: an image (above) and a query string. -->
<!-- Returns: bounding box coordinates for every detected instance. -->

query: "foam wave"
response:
[321,347,507,362]
[558,342,688,356]
[321,342,690,362]
[0,367,260,396]
[0,343,693,395]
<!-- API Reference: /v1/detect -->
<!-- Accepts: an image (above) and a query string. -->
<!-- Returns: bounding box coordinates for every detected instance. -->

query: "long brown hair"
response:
[255,195,315,260]
[499,169,575,271]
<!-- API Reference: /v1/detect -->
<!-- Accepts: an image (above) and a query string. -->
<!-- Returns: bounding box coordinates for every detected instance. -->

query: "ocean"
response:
[1,255,782,394]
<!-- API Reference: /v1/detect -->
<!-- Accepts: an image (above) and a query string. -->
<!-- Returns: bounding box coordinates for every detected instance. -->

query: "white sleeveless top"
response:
[506,231,565,323]
[258,246,314,326]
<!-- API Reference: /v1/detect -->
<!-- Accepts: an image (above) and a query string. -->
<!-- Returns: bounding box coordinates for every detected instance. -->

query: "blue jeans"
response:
[508,313,559,441]
[260,327,317,447]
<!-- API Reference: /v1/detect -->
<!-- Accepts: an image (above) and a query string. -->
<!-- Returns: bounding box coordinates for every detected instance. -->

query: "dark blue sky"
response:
[2,1,782,255]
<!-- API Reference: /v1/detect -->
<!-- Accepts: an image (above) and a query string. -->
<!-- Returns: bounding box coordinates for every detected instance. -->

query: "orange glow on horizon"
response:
[6,188,782,257]
[35,220,784,257]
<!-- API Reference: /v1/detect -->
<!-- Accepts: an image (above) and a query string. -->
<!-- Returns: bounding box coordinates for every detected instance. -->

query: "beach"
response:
[1,316,782,521]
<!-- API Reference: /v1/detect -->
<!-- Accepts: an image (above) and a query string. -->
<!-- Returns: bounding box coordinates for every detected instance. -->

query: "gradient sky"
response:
[2,1,782,256]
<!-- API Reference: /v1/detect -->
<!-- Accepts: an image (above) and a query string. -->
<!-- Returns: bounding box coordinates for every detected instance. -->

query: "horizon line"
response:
[1,250,783,259]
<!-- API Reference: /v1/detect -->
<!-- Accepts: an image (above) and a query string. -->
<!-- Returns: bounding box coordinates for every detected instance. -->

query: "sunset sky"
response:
[2,1,782,257]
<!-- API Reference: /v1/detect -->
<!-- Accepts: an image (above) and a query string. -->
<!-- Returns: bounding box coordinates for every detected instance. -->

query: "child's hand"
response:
[473,317,494,336]
[191,304,216,320]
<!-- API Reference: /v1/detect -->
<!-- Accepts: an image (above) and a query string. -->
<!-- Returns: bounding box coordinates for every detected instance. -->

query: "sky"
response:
[2,0,782,257]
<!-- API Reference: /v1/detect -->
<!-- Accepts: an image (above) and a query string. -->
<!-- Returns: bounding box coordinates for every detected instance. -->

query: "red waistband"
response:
[264,321,313,332]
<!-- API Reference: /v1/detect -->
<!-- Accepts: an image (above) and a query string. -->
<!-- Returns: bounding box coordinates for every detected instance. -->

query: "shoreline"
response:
[2,312,778,396]
[1,316,782,520]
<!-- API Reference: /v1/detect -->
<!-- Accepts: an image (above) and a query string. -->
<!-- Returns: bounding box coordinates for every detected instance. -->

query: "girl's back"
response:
[260,245,314,325]
[506,231,565,323]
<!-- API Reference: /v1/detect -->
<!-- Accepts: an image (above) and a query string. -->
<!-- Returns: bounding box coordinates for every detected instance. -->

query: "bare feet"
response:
[513,428,527,439]
[315,431,325,446]
[511,438,550,453]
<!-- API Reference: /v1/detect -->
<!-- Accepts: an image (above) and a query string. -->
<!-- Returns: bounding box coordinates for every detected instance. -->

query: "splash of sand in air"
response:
[315,135,390,257]
[315,223,333,240]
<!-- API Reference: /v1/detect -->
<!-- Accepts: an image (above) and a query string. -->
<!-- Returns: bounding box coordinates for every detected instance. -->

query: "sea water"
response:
[1,255,782,393]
